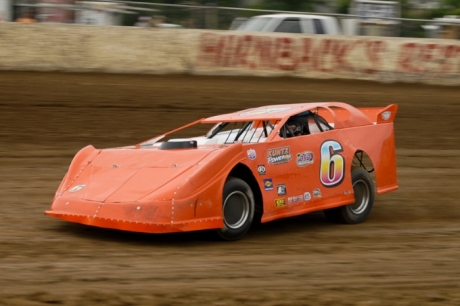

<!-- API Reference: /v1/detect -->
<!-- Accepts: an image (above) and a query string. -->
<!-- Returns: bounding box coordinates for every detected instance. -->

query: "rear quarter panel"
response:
[339,122,398,194]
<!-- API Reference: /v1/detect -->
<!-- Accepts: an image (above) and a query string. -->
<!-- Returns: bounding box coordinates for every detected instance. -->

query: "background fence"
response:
[109,1,457,39]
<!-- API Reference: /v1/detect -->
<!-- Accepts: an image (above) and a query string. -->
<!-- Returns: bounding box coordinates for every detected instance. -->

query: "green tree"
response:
[429,0,460,18]
[243,0,313,12]
[337,0,352,14]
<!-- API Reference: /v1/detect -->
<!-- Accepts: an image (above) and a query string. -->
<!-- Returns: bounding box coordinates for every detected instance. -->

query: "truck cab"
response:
[235,14,342,35]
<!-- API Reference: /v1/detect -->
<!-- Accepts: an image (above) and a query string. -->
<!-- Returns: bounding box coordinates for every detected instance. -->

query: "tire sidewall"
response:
[343,168,375,223]
[217,177,255,241]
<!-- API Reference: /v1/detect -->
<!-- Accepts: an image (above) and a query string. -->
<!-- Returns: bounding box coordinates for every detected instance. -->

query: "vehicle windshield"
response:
[237,17,271,31]
[140,120,280,147]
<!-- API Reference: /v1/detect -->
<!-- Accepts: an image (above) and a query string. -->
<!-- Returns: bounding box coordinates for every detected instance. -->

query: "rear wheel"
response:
[217,177,255,241]
[323,168,375,224]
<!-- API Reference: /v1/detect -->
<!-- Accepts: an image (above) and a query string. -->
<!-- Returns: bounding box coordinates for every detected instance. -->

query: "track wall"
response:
[0,23,459,85]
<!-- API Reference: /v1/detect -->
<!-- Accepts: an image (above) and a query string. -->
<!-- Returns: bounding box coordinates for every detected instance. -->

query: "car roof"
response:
[249,14,335,20]
[203,102,373,128]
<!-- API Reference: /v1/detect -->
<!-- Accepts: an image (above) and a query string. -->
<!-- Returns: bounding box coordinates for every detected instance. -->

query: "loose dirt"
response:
[1,72,459,305]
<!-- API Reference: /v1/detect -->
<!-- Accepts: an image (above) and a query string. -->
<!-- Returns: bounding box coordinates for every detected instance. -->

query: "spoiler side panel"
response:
[358,104,398,124]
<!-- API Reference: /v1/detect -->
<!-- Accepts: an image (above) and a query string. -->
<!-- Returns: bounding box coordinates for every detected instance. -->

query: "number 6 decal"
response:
[320,140,345,187]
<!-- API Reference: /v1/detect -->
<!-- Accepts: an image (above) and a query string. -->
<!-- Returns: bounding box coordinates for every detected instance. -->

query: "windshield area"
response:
[238,17,271,31]
[206,120,279,143]
[140,120,280,147]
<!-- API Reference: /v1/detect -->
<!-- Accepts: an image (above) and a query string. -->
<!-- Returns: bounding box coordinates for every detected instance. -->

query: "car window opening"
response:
[208,122,228,139]
[234,122,252,142]
[282,113,334,138]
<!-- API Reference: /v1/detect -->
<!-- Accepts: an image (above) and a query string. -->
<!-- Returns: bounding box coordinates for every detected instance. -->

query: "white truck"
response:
[234,0,401,37]
[234,14,343,35]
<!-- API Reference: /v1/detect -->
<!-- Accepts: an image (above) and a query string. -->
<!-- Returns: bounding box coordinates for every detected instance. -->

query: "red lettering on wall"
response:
[300,38,313,65]
[257,37,276,69]
[398,42,460,74]
[275,37,297,71]
[364,40,387,74]
[440,45,460,74]
[333,40,355,71]
[398,43,419,72]
[197,32,460,81]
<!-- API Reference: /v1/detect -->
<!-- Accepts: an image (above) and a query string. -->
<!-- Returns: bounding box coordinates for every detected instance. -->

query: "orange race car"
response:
[46,102,398,240]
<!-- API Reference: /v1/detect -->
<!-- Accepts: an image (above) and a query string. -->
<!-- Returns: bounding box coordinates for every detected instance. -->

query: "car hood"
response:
[62,147,218,202]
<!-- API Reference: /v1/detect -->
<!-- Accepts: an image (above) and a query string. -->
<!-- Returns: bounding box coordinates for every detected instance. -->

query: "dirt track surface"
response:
[1,72,460,305]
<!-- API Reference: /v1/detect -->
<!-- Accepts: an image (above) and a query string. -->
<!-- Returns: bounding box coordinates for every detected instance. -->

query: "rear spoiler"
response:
[358,104,398,124]
[376,104,398,124]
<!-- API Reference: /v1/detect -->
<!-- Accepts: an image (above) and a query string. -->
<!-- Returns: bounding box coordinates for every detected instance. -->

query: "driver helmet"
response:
[286,118,304,136]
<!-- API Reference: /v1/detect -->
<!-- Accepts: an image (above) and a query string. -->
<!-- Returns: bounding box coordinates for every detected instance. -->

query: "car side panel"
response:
[242,130,357,223]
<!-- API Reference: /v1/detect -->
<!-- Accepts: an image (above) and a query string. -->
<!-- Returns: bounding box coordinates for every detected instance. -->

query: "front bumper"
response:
[45,196,223,233]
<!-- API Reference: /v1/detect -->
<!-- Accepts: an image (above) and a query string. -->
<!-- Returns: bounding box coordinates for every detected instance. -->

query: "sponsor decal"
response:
[267,146,292,165]
[296,151,314,167]
[239,107,291,117]
[381,111,391,120]
[275,198,286,208]
[69,184,86,193]
[277,184,287,196]
[288,195,303,205]
[247,149,256,160]
[313,188,322,198]
[304,192,311,201]
[263,178,274,191]
[257,165,266,175]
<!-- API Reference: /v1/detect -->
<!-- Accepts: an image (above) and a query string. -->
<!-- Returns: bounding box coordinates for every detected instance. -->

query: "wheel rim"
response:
[350,179,370,214]
[223,191,250,229]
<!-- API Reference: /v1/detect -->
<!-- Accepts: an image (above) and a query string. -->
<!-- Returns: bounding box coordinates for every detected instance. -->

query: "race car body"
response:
[46,102,398,240]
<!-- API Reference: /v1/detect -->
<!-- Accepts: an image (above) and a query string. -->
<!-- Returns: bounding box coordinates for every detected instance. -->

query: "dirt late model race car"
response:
[46,102,398,240]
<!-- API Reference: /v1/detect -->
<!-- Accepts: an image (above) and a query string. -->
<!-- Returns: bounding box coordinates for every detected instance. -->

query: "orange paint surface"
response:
[46,102,398,233]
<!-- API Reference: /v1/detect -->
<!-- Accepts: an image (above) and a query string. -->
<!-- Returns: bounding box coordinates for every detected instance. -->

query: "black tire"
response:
[323,168,375,224]
[217,177,255,241]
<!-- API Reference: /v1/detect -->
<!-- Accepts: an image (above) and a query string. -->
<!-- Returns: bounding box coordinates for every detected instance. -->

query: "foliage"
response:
[121,0,460,28]
[337,0,352,14]
[425,0,460,18]
[251,0,314,12]
[124,0,241,5]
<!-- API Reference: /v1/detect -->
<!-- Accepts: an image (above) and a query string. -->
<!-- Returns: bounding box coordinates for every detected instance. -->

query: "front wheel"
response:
[323,168,375,224]
[216,177,255,241]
